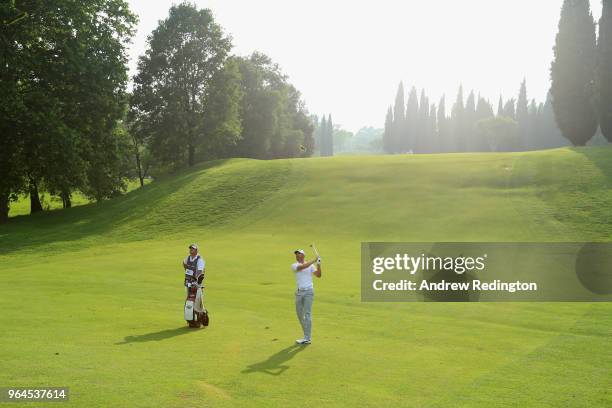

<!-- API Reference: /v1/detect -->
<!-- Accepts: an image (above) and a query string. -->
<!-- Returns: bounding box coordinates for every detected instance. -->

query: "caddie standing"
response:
[292,249,322,344]
[183,243,205,314]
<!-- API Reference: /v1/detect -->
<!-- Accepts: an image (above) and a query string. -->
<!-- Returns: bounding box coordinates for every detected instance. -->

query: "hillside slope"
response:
[1,148,612,407]
[4,147,612,254]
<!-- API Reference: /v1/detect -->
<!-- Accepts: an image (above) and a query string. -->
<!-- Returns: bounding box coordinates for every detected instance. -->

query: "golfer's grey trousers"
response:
[295,287,314,340]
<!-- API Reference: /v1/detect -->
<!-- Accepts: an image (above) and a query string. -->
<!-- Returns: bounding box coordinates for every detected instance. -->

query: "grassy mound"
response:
[1,147,611,407]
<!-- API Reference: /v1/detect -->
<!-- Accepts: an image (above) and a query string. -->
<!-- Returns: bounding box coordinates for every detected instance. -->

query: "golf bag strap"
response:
[185,255,203,283]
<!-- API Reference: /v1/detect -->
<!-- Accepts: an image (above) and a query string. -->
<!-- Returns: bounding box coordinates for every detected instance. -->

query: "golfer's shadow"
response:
[115,326,196,345]
[242,344,307,376]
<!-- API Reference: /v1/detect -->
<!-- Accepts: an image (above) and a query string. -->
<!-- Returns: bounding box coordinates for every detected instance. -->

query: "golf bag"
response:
[184,280,209,328]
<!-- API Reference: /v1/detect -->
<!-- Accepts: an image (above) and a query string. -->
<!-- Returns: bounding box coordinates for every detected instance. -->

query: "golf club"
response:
[310,243,320,259]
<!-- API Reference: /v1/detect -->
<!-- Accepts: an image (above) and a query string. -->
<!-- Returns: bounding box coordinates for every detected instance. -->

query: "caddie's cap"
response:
[189,243,199,250]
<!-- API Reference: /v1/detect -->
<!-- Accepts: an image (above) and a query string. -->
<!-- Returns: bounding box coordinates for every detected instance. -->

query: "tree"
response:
[353,127,384,153]
[465,91,476,150]
[477,116,519,152]
[404,86,419,153]
[236,54,283,159]
[1,0,136,219]
[232,53,312,159]
[333,129,353,153]
[383,106,394,153]
[392,82,405,153]
[551,0,598,146]
[300,114,316,158]
[200,57,243,159]
[475,97,495,151]
[325,114,334,156]
[476,97,494,120]
[428,104,438,153]
[416,90,429,153]
[451,85,465,151]
[319,116,328,156]
[516,79,529,150]
[83,122,133,202]
[527,99,539,150]
[540,91,568,149]
[0,2,26,220]
[503,99,516,119]
[127,114,151,188]
[132,3,231,167]
[311,115,321,154]
[437,96,450,153]
[598,0,612,141]
[0,88,23,221]
[286,86,314,158]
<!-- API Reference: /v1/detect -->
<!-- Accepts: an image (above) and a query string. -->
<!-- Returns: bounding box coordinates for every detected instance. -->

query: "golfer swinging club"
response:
[292,249,322,344]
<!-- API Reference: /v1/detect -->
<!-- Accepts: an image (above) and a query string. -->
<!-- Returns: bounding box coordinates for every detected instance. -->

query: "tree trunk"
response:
[188,144,195,167]
[29,178,43,214]
[136,152,144,187]
[142,162,150,187]
[132,135,145,188]
[61,191,72,208]
[0,193,9,224]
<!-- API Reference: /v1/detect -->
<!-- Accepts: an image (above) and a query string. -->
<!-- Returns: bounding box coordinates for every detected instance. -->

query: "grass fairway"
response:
[1,148,612,407]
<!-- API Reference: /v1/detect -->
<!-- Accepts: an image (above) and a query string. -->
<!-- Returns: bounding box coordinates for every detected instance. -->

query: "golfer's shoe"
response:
[295,338,311,345]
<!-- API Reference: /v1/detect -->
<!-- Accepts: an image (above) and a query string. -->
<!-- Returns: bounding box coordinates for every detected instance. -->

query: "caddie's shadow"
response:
[115,326,197,345]
[241,344,307,376]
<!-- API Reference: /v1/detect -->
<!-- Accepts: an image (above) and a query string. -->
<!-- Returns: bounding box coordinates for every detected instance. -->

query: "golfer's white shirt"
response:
[292,262,315,289]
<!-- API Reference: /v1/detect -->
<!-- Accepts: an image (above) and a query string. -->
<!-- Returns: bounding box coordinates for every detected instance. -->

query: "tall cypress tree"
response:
[542,91,568,148]
[392,82,406,154]
[326,114,334,156]
[599,0,612,141]
[516,79,529,150]
[312,115,321,153]
[405,86,419,153]
[383,106,394,153]
[438,96,449,153]
[451,85,465,152]
[465,91,476,151]
[551,0,598,146]
[417,90,429,153]
[319,115,327,156]
[475,97,494,151]
[503,99,516,119]
[497,96,504,117]
[528,99,539,150]
[428,104,438,153]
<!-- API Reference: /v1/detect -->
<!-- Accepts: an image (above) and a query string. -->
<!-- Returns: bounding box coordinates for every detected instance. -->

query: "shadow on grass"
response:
[116,326,199,345]
[241,344,307,376]
[0,159,233,256]
[573,146,612,182]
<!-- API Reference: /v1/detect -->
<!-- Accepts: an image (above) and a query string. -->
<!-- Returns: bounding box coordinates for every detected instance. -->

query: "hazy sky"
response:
[127,0,602,133]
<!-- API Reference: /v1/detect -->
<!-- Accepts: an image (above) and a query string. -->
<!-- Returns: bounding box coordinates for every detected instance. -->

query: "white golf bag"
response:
[184,281,209,328]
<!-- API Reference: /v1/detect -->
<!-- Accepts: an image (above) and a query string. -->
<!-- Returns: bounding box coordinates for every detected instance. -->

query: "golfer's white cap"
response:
[294,249,305,255]
[189,243,199,250]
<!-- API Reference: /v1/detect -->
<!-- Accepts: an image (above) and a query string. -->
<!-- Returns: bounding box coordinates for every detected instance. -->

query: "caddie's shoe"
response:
[296,338,311,345]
